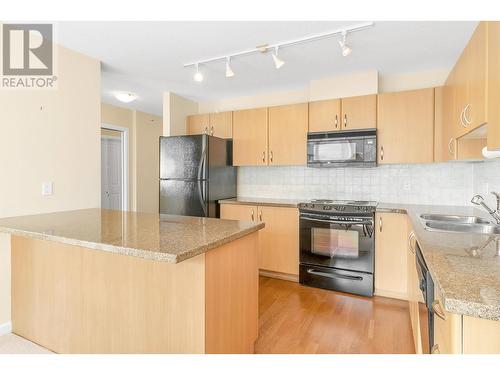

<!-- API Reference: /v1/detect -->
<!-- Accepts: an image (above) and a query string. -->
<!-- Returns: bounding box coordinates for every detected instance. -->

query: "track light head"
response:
[272,47,285,69]
[193,63,204,82]
[338,31,352,57]
[225,57,234,78]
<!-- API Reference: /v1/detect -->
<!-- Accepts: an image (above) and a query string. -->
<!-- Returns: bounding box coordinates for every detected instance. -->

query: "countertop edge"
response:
[0,222,265,264]
[218,198,300,208]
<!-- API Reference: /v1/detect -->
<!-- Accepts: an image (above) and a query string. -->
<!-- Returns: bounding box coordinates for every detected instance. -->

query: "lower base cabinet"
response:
[374,212,409,300]
[221,203,299,277]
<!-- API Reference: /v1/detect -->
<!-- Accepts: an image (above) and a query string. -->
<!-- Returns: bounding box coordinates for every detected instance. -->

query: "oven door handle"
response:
[306,268,364,281]
[300,216,373,226]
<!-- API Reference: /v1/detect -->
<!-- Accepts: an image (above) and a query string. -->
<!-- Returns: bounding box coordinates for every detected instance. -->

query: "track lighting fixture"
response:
[271,47,285,69]
[193,63,203,82]
[184,22,373,81]
[338,31,352,57]
[225,57,234,78]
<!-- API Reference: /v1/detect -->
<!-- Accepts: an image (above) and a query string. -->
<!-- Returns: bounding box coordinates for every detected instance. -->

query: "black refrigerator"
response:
[159,134,236,218]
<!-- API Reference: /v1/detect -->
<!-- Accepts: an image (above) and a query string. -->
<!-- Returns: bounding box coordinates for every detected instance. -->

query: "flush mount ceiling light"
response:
[338,31,352,57]
[193,63,204,82]
[114,91,137,103]
[225,57,234,78]
[271,47,285,69]
[184,22,373,82]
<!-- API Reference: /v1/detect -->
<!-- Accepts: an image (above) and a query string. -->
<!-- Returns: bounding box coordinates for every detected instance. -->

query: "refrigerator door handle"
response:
[197,148,207,181]
[197,179,207,216]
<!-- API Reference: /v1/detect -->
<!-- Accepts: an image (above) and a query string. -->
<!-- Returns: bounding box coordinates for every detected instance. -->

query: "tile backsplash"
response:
[237,160,500,206]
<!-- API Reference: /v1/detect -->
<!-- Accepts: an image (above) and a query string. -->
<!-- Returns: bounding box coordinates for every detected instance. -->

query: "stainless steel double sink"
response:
[420,214,500,235]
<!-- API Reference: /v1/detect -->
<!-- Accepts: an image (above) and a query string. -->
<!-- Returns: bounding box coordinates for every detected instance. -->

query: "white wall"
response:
[379,68,450,93]
[163,92,198,136]
[0,45,101,329]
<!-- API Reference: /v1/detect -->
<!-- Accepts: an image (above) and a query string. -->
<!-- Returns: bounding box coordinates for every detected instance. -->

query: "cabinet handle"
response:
[460,107,467,128]
[380,146,384,161]
[270,151,274,163]
[251,209,254,221]
[334,115,338,129]
[259,211,262,221]
[408,231,416,254]
[448,137,455,155]
[210,125,214,136]
[262,151,266,163]
[432,300,446,321]
[204,126,208,134]
[431,344,440,354]
[379,216,383,232]
[344,114,347,127]
[463,104,472,125]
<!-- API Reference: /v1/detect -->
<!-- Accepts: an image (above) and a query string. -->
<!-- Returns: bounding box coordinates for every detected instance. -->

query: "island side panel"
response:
[11,235,206,353]
[205,231,259,354]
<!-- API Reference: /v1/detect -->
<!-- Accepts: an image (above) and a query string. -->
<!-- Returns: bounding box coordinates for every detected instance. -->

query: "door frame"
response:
[101,123,129,211]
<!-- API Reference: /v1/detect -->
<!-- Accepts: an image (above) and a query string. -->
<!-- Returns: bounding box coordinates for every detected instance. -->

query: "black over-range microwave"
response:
[306,129,377,168]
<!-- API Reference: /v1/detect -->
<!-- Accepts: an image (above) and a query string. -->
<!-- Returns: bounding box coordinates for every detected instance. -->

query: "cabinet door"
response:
[407,228,422,353]
[340,94,377,130]
[432,285,462,354]
[232,108,269,166]
[308,99,341,132]
[377,88,435,164]
[209,112,232,139]
[258,206,299,276]
[220,203,258,222]
[488,21,500,151]
[268,103,308,166]
[463,21,487,134]
[187,114,210,135]
[374,212,408,300]
[439,85,458,161]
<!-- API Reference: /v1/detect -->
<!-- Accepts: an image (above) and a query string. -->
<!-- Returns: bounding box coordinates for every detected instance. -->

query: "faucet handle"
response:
[471,195,484,205]
[490,191,500,199]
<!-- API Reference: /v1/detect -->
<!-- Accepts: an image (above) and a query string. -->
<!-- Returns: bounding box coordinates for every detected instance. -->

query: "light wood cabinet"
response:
[437,85,458,162]
[308,99,341,132]
[432,285,463,354]
[268,103,308,165]
[377,88,435,164]
[488,21,500,150]
[340,94,377,130]
[374,212,408,300]
[232,108,269,166]
[208,112,233,138]
[187,114,210,135]
[221,203,299,277]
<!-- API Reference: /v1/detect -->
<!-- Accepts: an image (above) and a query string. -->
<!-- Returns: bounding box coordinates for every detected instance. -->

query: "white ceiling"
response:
[55,21,478,115]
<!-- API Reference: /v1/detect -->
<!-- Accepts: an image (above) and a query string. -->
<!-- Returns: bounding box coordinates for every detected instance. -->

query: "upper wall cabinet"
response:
[232,108,269,166]
[187,114,210,136]
[308,99,341,132]
[488,22,500,150]
[445,22,487,138]
[268,103,308,165]
[209,112,232,138]
[377,88,435,164]
[341,94,377,130]
[187,112,232,138]
[309,95,377,133]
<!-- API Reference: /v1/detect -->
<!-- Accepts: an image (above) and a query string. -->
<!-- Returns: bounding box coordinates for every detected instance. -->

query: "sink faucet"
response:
[471,192,500,224]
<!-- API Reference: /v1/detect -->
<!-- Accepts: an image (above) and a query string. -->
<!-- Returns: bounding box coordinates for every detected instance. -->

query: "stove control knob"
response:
[323,205,331,210]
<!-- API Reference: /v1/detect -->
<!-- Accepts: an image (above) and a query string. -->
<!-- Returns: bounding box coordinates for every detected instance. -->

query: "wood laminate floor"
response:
[255,276,415,354]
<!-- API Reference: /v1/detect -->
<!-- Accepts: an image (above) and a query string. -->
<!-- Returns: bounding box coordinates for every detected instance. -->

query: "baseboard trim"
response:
[0,321,12,336]
[259,269,299,282]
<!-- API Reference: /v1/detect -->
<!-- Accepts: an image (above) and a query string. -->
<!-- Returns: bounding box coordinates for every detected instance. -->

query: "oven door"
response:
[299,213,374,274]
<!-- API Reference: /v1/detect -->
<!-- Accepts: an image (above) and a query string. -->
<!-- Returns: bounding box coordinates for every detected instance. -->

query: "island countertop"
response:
[0,208,264,263]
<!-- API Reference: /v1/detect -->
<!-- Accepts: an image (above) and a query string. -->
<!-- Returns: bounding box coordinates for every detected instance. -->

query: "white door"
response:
[101,136,122,210]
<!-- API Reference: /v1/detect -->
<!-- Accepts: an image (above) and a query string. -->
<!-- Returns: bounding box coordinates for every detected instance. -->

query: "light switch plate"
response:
[42,181,53,196]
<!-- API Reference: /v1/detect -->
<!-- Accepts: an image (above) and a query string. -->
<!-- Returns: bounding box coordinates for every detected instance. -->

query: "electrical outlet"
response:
[42,181,53,196]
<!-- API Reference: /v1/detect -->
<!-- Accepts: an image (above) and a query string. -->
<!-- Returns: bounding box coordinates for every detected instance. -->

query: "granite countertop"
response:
[219,197,302,208]
[379,203,500,321]
[0,208,264,263]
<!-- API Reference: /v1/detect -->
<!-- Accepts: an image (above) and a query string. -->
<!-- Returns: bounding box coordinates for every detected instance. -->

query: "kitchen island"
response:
[0,208,264,354]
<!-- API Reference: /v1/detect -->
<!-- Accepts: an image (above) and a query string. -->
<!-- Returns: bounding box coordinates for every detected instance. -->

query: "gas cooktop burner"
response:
[299,199,378,213]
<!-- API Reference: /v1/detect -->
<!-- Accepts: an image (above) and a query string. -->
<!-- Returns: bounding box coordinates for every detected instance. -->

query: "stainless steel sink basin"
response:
[424,221,500,235]
[420,214,491,225]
